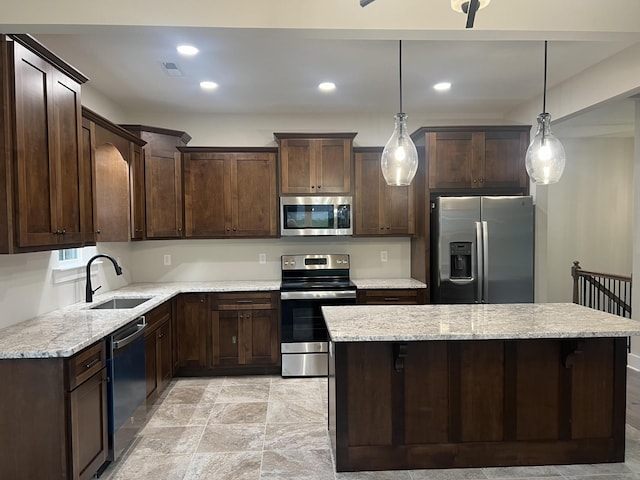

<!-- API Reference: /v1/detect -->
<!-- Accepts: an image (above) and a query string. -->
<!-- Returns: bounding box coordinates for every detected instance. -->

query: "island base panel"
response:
[328,338,626,472]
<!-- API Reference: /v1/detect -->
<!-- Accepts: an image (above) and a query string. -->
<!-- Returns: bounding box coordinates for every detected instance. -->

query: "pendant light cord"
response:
[542,40,547,114]
[399,40,403,113]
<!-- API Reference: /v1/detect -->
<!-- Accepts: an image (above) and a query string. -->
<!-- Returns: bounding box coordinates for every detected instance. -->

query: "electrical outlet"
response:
[380,250,388,262]
[259,253,267,264]
[163,254,171,266]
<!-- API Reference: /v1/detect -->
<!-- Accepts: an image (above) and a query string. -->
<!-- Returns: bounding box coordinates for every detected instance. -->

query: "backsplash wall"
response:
[129,237,411,283]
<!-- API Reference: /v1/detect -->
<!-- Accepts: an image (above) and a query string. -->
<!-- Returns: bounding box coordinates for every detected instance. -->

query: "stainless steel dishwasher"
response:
[107,316,147,462]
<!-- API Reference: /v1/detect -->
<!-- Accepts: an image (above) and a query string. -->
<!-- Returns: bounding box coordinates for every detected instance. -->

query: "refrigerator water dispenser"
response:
[450,242,472,279]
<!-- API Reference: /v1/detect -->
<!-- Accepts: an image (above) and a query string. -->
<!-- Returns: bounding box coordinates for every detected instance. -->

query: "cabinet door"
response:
[175,294,210,369]
[68,368,108,480]
[279,139,315,194]
[130,144,145,240]
[482,130,529,189]
[428,131,476,189]
[230,153,277,237]
[355,150,414,236]
[13,42,58,248]
[316,138,351,194]
[354,151,384,235]
[94,141,130,242]
[144,133,183,238]
[183,153,229,237]
[51,68,83,245]
[243,309,279,366]
[80,117,97,245]
[144,332,158,400]
[212,310,240,366]
[157,320,173,392]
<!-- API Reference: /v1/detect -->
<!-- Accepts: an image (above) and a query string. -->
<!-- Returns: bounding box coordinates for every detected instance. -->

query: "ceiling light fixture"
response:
[200,81,218,90]
[524,41,566,185]
[318,82,336,92]
[177,45,199,56]
[433,82,452,92]
[380,40,419,187]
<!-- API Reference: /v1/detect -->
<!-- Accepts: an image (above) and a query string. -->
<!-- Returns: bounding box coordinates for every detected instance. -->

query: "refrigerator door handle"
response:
[482,220,489,303]
[475,221,483,303]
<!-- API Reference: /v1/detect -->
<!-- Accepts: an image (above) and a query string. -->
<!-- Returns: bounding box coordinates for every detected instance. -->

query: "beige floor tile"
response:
[133,425,205,455]
[266,398,326,424]
[409,468,489,479]
[260,448,335,479]
[109,453,192,480]
[197,423,265,452]
[216,383,271,403]
[161,385,207,405]
[263,422,329,450]
[144,402,213,428]
[183,452,262,480]
[208,402,268,424]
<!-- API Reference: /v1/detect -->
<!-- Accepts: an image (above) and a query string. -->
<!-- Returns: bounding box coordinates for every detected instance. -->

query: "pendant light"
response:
[525,41,566,185]
[381,40,419,186]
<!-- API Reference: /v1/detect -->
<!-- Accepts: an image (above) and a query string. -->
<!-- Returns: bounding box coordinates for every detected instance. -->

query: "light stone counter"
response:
[351,278,427,289]
[322,302,640,342]
[0,281,280,359]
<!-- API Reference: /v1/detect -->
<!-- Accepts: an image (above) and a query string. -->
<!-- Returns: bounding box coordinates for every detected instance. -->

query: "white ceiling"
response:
[19,1,638,138]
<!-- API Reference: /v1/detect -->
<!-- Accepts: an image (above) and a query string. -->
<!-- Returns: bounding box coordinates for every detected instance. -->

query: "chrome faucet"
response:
[86,254,123,302]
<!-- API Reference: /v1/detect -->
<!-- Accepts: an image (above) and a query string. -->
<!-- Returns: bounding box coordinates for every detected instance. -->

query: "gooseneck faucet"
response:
[86,254,123,302]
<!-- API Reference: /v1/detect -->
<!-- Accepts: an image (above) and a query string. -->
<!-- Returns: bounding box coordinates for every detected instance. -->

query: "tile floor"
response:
[99,375,640,480]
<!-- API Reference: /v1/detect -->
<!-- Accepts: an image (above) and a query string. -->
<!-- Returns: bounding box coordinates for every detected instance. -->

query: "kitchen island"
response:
[322,303,640,472]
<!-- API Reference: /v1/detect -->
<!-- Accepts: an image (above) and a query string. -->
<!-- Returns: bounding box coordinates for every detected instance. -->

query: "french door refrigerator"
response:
[432,196,534,304]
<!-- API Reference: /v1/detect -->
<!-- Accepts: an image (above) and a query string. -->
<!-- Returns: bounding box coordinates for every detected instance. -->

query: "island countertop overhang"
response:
[322,302,640,342]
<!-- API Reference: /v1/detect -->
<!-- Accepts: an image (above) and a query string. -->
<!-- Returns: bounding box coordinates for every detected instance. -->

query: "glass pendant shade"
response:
[381,113,419,186]
[525,113,566,185]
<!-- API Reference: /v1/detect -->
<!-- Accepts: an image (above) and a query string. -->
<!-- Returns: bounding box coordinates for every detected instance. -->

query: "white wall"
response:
[544,137,634,303]
[0,242,132,330]
[129,238,410,283]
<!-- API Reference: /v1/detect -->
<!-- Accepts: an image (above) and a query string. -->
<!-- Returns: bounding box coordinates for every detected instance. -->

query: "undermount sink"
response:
[89,297,152,310]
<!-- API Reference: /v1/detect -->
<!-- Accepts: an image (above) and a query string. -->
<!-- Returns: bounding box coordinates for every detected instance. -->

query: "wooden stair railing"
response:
[572,261,632,318]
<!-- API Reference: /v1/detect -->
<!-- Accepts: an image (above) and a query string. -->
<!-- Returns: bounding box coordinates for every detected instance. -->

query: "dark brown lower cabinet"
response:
[145,301,173,403]
[329,337,626,472]
[0,341,108,480]
[356,288,426,305]
[174,291,280,376]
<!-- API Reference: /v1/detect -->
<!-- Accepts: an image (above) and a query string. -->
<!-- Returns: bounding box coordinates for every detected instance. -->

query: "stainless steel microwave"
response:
[280,196,353,236]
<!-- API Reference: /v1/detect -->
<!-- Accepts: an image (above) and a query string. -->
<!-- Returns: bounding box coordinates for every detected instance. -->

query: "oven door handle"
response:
[112,317,146,351]
[280,290,357,300]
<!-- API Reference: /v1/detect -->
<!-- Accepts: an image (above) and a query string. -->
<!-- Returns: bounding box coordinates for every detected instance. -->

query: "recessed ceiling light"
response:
[433,82,452,92]
[318,82,336,92]
[200,81,218,90]
[177,45,199,56]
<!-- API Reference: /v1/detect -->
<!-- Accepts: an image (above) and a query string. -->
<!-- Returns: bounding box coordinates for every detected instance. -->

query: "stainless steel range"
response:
[280,254,357,377]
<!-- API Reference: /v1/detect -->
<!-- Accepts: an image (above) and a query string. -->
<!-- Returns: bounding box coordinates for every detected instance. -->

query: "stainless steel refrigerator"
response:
[432,196,534,304]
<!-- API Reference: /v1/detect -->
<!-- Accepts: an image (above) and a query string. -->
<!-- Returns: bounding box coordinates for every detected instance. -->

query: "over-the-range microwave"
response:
[280,196,353,236]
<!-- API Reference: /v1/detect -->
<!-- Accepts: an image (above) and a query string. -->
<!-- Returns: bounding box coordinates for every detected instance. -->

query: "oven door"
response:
[280,290,356,376]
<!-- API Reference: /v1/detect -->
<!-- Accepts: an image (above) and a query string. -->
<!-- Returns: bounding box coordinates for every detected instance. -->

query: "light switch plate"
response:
[163,254,171,266]
[259,253,267,264]
[380,251,388,262]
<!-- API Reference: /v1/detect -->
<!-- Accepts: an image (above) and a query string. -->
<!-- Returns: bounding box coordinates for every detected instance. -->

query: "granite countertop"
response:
[322,303,640,342]
[0,281,280,359]
[351,278,427,289]
[0,277,422,359]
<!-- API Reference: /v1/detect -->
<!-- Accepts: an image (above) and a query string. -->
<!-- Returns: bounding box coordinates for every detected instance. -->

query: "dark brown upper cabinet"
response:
[181,147,278,238]
[411,126,530,193]
[274,132,356,195]
[0,34,89,253]
[121,125,191,239]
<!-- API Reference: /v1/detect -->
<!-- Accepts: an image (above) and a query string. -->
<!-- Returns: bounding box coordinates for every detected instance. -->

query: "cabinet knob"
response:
[200,298,204,303]
[317,185,321,189]
[311,185,315,189]
[231,335,237,344]
[61,229,66,235]
[473,179,478,183]
[386,226,390,230]
[226,227,231,231]
[233,227,237,232]
[96,230,101,234]
[380,226,384,230]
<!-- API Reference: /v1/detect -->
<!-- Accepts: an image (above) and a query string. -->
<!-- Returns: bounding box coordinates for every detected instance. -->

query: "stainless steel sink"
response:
[89,297,152,310]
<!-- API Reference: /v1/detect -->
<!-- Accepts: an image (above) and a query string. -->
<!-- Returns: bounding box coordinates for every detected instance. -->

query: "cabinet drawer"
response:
[357,289,423,305]
[214,291,277,310]
[145,301,171,334]
[66,341,106,391]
